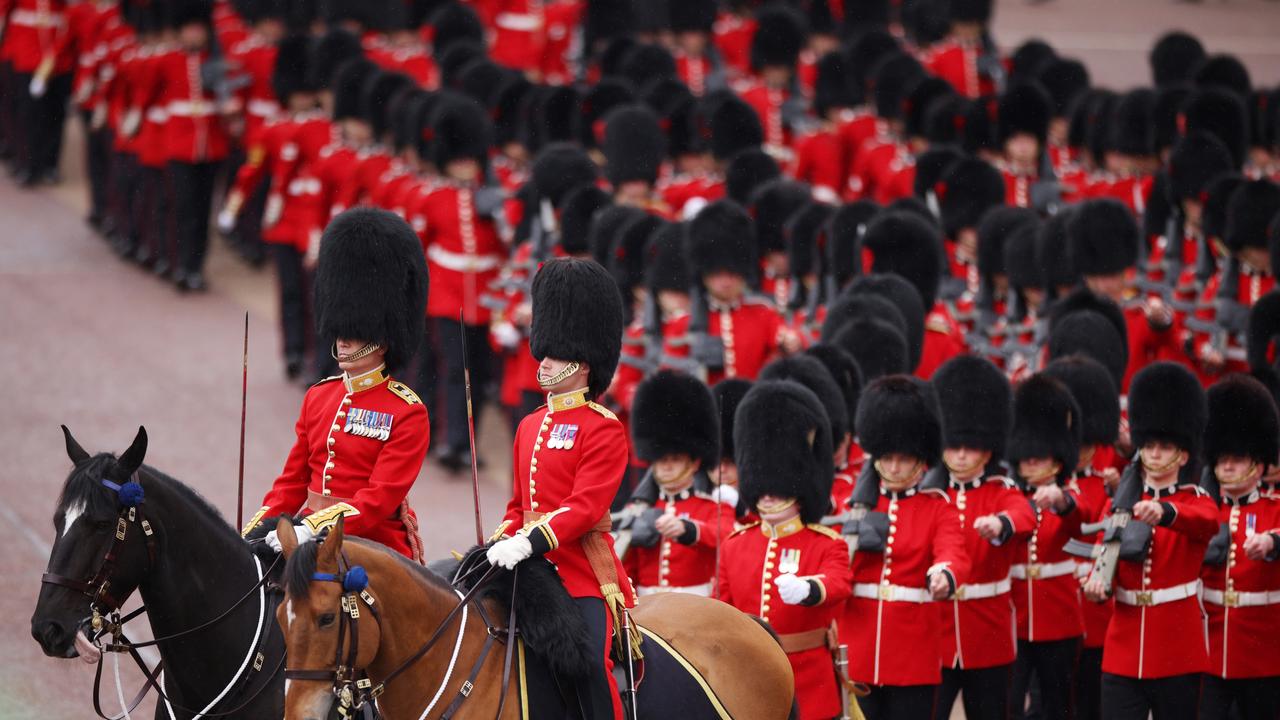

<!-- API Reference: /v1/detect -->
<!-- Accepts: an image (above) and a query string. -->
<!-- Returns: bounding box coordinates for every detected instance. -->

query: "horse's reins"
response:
[286,552,520,720]
[40,475,285,719]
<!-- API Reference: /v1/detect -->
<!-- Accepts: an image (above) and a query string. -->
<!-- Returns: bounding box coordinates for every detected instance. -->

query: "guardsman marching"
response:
[929,356,1034,720]
[716,380,853,720]
[486,258,635,720]
[252,208,431,561]
[1006,373,1089,720]
[1083,362,1218,720]
[623,370,734,597]
[839,376,970,720]
[1199,375,1280,720]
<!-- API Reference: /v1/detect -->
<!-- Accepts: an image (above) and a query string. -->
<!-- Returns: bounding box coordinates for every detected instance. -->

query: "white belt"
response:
[427,244,503,273]
[167,100,217,118]
[636,582,713,597]
[145,107,168,123]
[287,177,321,196]
[1010,560,1078,580]
[247,98,279,118]
[10,9,65,28]
[495,12,542,31]
[1203,588,1280,608]
[954,577,1011,600]
[1115,581,1200,607]
[854,582,931,604]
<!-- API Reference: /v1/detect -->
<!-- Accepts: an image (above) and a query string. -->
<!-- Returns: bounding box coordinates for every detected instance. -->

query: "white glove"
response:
[491,321,521,350]
[265,523,315,552]
[486,533,533,569]
[216,207,238,233]
[121,107,141,138]
[711,483,739,508]
[29,73,47,98]
[775,573,811,605]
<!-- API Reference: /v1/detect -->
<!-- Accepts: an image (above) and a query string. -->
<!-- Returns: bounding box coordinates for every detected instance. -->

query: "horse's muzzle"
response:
[31,618,76,658]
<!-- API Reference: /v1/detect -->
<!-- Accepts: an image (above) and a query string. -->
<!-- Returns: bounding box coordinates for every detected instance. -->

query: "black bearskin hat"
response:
[735,380,834,524]
[645,222,692,293]
[949,0,992,23]
[1111,88,1157,157]
[1009,39,1057,85]
[856,375,942,464]
[169,0,212,28]
[962,94,1001,155]
[804,343,864,437]
[362,71,413,140]
[725,148,781,205]
[559,185,612,256]
[1048,310,1128,391]
[860,210,943,309]
[1182,88,1249,169]
[751,179,812,256]
[669,0,717,33]
[821,292,909,347]
[904,76,955,140]
[1004,222,1043,291]
[1007,373,1081,482]
[912,147,963,201]
[643,79,697,159]
[1202,174,1245,244]
[977,206,1040,282]
[1067,198,1139,275]
[786,201,833,280]
[1167,131,1235,203]
[710,95,765,161]
[332,58,379,121]
[1204,374,1280,467]
[493,77,531,148]
[1248,292,1280,383]
[603,105,667,187]
[1150,31,1205,88]
[1042,355,1120,447]
[933,355,1012,455]
[529,259,624,399]
[1129,361,1207,456]
[1047,289,1129,374]
[761,355,850,441]
[429,94,493,169]
[611,213,666,299]
[922,96,969,146]
[315,208,428,373]
[846,28,899,103]
[436,41,484,89]
[844,274,926,372]
[458,59,511,108]
[750,4,808,71]
[998,82,1053,146]
[814,51,856,118]
[1037,57,1090,118]
[309,29,363,92]
[1195,54,1252,97]
[1224,179,1280,252]
[531,143,599,209]
[870,52,926,121]
[429,2,484,59]
[272,35,315,102]
[1154,87,1192,155]
[632,371,720,468]
[938,157,1006,238]
[580,78,636,149]
[827,201,880,289]
[588,205,646,268]
[1036,206,1079,292]
[713,378,753,463]
[689,200,757,280]
[832,319,909,382]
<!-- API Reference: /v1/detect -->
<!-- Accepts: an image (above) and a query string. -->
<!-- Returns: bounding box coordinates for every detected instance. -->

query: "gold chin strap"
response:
[331,342,382,363]
[1140,449,1186,477]
[756,498,797,515]
[538,361,581,389]
[1217,461,1261,487]
[875,459,924,487]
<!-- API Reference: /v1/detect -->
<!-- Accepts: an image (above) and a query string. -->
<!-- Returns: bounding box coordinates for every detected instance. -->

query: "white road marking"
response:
[0,503,53,556]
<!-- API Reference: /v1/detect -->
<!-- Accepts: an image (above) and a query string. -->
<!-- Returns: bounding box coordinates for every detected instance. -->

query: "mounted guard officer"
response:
[249,208,431,562]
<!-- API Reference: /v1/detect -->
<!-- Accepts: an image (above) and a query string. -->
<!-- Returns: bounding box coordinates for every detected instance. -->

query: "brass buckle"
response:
[1224,590,1240,608]
[1027,564,1042,580]
[878,585,892,601]
[115,518,127,541]
[1135,591,1154,607]
[461,680,474,697]
[954,586,966,601]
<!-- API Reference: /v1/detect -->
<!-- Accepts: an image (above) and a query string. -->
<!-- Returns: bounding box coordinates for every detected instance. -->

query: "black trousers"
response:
[138,165,172,265]
[433,317,493,453]
[571,597,622,719]
[1011,637,1079,720]
[270,243,307,361]
[13,71,71,179]
[1101,672,1201,720]
[108,151,139,247]
[168,160,219,277]
[0,62,16,160]
[859,684,937,720]
[1200,674,1280,720]
[936,664,1011,720]
[413,327,438,431]
[81,110,111,224]
[1075,646,1103,720]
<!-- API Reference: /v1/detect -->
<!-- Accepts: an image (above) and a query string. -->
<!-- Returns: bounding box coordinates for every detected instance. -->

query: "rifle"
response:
[840,462,880,563]
[1087,460,1144,595]
[685,286,724,382]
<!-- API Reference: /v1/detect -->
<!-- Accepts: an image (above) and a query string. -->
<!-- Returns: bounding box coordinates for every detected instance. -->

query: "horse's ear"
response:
[117,426,148,475]
[276,518,299,558]
[61,425,91,466]
[318,515,344,565]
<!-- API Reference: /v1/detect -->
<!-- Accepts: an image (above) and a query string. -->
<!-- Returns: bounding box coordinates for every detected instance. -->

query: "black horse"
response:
[31,426,286,719]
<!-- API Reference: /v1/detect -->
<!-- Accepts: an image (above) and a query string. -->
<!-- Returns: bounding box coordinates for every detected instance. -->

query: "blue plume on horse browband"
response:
[312,566,370,593]
[101,478,145,507]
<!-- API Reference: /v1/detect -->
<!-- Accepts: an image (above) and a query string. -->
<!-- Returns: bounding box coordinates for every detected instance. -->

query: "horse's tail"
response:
[748,616,800,720]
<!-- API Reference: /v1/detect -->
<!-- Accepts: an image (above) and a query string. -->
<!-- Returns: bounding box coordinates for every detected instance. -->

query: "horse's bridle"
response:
[285,552,519,720]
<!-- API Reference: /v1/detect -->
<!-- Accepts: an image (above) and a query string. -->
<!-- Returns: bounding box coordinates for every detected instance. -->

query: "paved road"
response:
[3,1,1279,716]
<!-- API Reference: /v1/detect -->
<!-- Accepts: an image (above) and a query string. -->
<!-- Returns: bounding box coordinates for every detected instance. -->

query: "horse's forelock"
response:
[56,453,123,522]
[284,540,320,600]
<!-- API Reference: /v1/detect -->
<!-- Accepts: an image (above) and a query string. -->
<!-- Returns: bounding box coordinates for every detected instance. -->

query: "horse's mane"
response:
[284,536,455,600]
[57,453,226,525]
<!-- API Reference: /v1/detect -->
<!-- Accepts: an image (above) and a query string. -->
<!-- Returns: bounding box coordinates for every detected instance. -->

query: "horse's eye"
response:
[318,613,336,628]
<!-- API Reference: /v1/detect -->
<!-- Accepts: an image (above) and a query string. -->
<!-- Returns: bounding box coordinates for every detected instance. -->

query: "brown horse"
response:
[275,518,795,720]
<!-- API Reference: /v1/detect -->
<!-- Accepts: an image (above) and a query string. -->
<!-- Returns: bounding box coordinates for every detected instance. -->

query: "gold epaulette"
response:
[312,374,342,387]
[388,380,422,405]
[588,402,618,420]
[729,521,761,538]
[807,523,843,541]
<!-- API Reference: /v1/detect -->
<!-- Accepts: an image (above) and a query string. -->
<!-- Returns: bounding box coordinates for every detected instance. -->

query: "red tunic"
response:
[157,48,230,163]
[920,38,997,99]
[840,486,971,686]
[1074,469,1114,649]
[1012,484,1089,642]
[1101,484,1219,679]
[718,517,852,720]
[411,182,507,324]
[1201,490,1280,679]
[624,489,735,595]
[916,306,968,379]
[258,368,430,558]
[939,475,1036,669]
[662,296,784,384]
[497,389,635,604]
[1,0,70,73]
